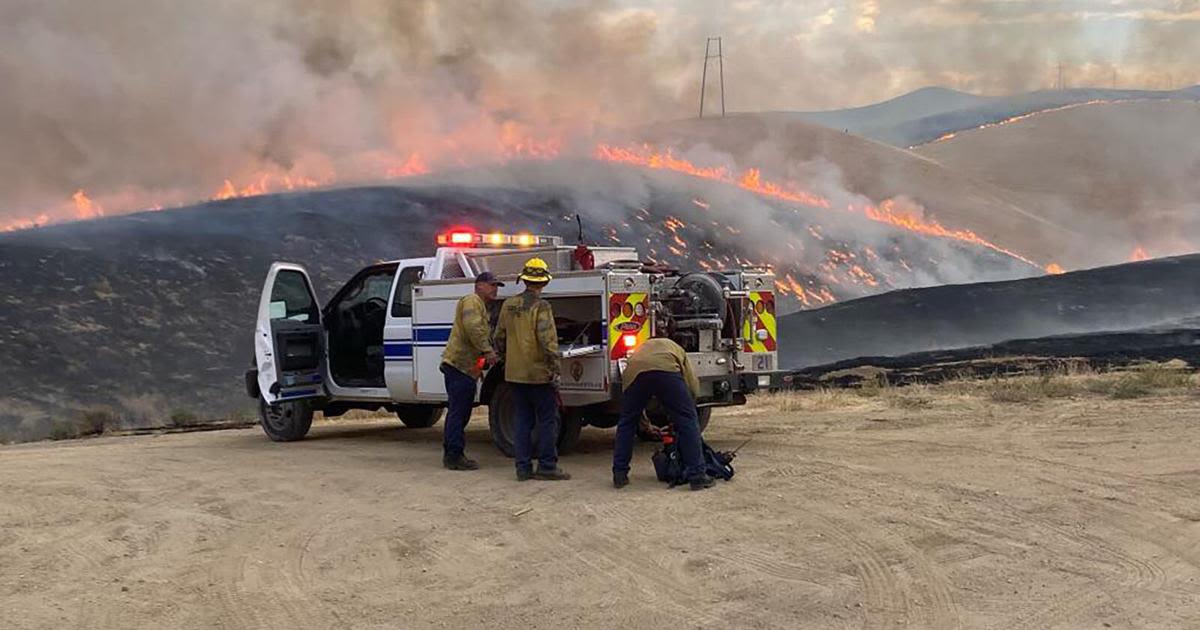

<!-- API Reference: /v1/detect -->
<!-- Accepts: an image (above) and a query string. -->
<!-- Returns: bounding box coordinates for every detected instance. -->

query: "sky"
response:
[1,0,1198,223]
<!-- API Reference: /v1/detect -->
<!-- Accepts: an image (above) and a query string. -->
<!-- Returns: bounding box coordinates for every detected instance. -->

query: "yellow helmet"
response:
[519,257,552,283]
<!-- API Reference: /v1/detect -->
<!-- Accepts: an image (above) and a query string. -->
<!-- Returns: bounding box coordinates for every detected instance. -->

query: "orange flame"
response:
[592,143,1034,267]
[386,153,431,178]
[72,189,103,219]
[1045,263,1065,274]
[1130,246,1150,262]
[916,100,1113,148]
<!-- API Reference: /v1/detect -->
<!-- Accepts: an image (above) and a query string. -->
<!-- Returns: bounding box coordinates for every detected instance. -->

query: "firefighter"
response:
[494,257,571,481]
[438,271,504,470]
[612,329,715,491]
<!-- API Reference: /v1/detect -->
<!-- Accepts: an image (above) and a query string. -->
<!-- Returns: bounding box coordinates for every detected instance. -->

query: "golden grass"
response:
[753,361,1197,412]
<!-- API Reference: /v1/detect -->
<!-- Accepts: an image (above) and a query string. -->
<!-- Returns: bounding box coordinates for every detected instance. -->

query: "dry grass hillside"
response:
[917,100,1200,265]
[641,114,1079,268]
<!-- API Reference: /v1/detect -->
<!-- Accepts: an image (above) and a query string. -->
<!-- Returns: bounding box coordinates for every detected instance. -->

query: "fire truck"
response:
[246,229,780,455]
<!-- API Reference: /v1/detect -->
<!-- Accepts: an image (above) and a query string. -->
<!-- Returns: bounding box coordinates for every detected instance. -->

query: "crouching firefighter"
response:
[438,271,504,470]
[612,329,715,491]
[494,258,571,482]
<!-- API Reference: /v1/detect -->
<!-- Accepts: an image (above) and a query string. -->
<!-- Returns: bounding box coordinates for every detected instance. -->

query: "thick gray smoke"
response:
[3,0,1199,225]
[0,0,692,221]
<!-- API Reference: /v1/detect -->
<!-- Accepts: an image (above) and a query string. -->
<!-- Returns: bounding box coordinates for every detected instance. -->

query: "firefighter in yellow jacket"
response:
[612,331,715,490]
[439,271,504,470]
[494,258,570,481]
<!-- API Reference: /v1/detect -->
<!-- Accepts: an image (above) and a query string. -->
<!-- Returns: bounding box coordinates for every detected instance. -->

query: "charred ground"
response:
[780,254,1200,369]
[0,163,1030,441]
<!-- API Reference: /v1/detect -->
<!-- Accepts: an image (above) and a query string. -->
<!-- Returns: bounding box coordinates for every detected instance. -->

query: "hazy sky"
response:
[1,0,1198,222]
[641,0,1200,110]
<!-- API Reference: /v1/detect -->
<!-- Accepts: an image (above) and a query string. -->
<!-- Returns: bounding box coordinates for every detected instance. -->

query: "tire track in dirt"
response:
[522,503,726,628]
[761,459,964,630]
[990,585,1108,630]
[206,509,344,630]
[834,437,1178,588]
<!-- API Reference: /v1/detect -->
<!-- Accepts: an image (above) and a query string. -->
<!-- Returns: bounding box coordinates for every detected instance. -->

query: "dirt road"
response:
[3,393,1200,629]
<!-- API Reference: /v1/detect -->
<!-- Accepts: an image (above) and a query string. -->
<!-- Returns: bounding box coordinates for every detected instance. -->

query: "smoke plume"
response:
[3,0,1200,225]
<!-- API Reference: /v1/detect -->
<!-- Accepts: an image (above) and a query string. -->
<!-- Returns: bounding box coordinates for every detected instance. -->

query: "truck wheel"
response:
[259,398,314,442]
[488,382,580,457]
[395,405,444,428]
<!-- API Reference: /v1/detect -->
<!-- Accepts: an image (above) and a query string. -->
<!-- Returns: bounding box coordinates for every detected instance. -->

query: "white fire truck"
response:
[246,229,780,455]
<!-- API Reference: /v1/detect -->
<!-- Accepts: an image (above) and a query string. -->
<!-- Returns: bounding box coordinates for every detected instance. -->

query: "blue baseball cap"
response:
[475,271,505,286]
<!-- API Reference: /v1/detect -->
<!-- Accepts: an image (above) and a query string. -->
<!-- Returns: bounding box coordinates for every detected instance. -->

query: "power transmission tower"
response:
[699,37,725,118]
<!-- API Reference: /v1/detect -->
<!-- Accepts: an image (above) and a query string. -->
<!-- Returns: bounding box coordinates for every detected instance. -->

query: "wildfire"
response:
[386,153,431,178]
[1045,263,1065,274]
[212,174,325,201]
[915,99,1118,148]
[1130,246,1150,262]
[865,200,1036,266]
[590,143,1036,267]
[72,189,103,219]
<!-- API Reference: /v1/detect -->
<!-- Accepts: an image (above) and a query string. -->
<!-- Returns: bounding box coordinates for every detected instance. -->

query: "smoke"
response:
[0,0,693,220]
[4,0,1200,228]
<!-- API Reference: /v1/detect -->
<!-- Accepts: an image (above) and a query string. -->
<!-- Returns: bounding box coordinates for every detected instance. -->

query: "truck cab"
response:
[247,229,780,452]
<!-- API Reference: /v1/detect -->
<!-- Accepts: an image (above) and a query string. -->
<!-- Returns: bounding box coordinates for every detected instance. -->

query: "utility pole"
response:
[699,37,725,118]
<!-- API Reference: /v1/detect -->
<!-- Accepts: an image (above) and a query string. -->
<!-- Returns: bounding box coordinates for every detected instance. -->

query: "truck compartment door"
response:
[255,263,325,404]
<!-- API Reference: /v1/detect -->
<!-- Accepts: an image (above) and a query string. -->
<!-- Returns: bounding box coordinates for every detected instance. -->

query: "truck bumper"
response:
[697,372,780,407]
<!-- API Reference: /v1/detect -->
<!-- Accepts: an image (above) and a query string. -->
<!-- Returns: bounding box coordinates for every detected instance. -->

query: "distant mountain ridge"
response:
[793,86,1200,147]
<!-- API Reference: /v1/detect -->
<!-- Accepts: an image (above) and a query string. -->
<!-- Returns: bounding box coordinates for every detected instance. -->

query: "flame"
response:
[1130,246,1150,262]
[212,173,325,201]
[386,153,430,178]
[592,143,1033,267]
[72,189,103,219]
[865,200,1036,266]
[1045,263,1065,274]
[915,99,1117,148]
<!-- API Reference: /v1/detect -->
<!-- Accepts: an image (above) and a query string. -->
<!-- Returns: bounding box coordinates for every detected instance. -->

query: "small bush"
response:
[1110,376,1152,399]
[170,409,198,426]
[855,373,890,398]
[77,409,115,436]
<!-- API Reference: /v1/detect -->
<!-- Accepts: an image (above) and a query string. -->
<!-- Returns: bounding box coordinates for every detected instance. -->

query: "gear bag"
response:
[651,431,738,488]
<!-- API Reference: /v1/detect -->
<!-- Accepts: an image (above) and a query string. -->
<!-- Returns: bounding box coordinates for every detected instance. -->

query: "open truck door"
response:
[255,262,326,405]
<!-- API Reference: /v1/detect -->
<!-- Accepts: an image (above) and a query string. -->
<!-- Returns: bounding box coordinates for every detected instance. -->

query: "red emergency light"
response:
[436,230,564,248]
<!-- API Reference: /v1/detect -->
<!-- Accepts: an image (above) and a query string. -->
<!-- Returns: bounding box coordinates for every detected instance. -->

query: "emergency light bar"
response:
[436,231,564,248]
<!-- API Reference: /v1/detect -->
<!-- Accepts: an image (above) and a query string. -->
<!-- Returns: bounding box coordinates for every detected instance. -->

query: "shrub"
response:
[170,409,198,427]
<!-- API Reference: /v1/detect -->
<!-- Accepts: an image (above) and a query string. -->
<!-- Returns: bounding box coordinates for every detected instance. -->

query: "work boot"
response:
[516,469,534,482]
[613,472,629,489]
[443,454,479,471]
[689,475,716,491]
[535,467,572,481]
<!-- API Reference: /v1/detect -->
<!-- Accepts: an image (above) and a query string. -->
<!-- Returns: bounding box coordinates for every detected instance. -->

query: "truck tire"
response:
[395,405,444,428]
[259,398,314,442]
[487,382,580,457]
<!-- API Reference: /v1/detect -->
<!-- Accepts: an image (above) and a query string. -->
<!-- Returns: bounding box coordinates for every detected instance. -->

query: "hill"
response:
[639,114,1078,267]
[778,254,1200,368]
[797,86,1200,147]
[915,100,1200,265]
[0,161,1032,441]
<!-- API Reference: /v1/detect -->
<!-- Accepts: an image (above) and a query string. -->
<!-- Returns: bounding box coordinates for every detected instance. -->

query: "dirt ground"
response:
[3,391,1200,629]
